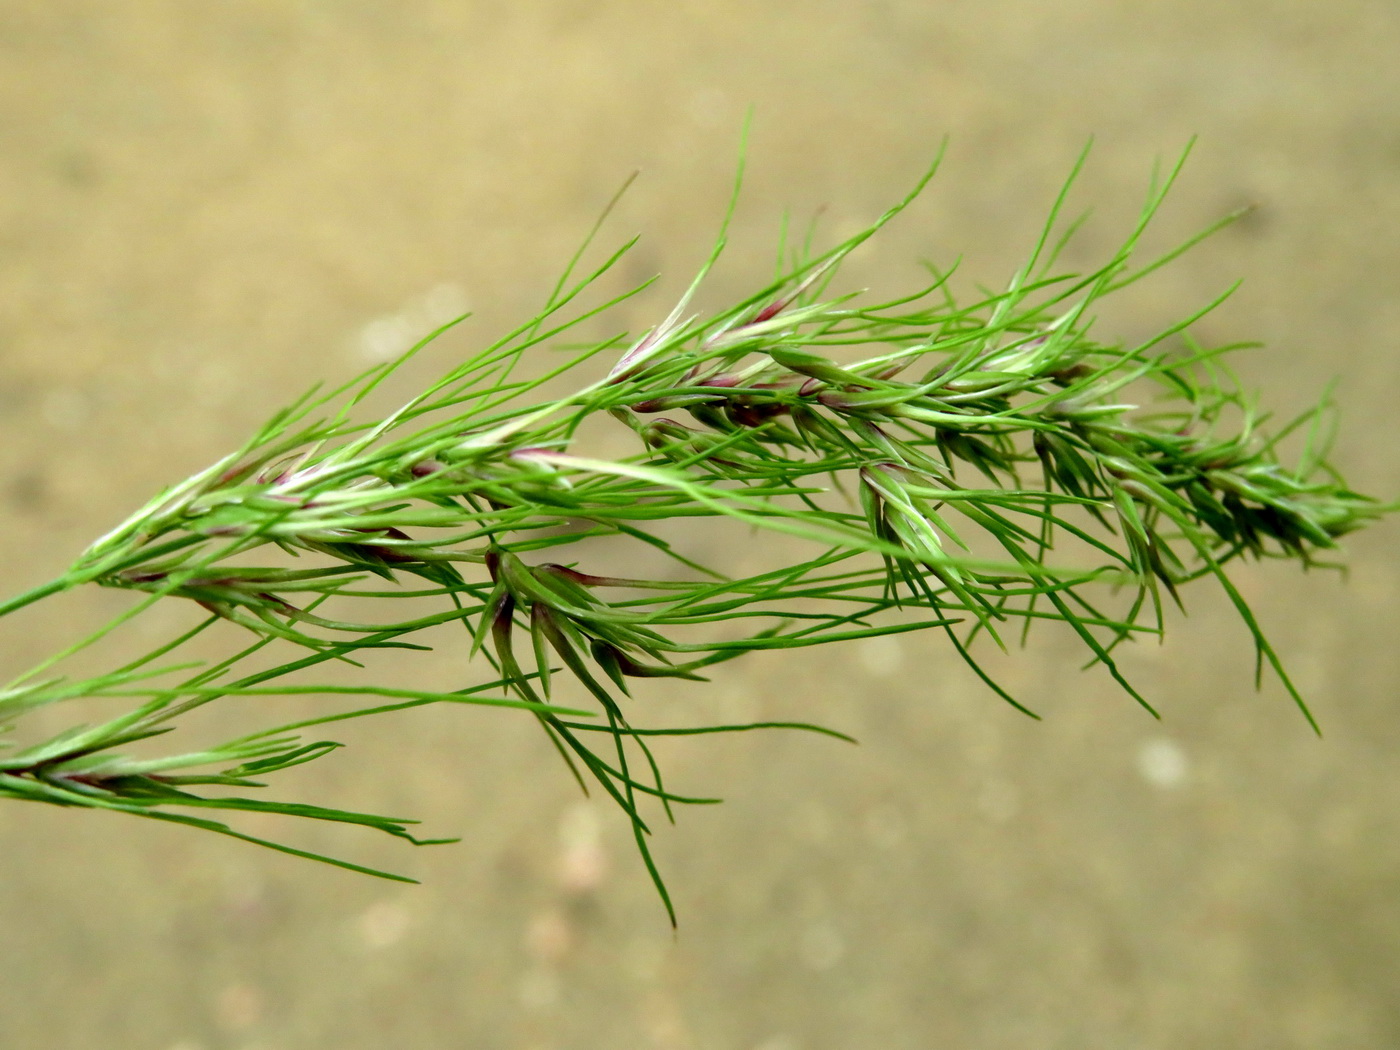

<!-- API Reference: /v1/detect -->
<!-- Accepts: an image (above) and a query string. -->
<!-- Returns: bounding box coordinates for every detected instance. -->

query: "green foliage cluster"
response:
[0,145,1385,921]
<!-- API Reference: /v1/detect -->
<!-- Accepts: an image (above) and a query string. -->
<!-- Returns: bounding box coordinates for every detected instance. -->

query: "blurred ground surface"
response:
[2,3,1400,1048]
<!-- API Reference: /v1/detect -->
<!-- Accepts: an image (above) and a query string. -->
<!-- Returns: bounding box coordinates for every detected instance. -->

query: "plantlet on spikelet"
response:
[0,139,1388,922]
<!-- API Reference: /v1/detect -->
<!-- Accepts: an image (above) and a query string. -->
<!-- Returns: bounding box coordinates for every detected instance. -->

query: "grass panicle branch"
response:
[1,144,1389,922]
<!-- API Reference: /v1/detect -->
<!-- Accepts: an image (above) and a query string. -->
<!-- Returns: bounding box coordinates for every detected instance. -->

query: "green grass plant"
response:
[0,141,1387,922]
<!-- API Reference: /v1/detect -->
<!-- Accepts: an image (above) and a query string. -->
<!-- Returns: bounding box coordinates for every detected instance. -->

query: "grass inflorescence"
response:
[0,142,1387,922]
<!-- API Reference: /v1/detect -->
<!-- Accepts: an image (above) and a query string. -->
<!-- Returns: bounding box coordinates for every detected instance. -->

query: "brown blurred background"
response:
[3,3,1400,1048]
